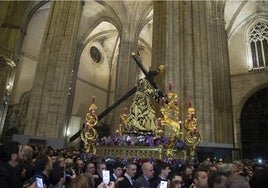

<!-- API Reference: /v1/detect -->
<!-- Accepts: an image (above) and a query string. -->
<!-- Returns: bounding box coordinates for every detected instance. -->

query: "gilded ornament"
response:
[81,97,99,153]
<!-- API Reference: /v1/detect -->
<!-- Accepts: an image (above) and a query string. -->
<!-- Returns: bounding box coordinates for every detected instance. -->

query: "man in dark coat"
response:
[0,141,24,188]
[133,162,154,188]
[118,162,137,188]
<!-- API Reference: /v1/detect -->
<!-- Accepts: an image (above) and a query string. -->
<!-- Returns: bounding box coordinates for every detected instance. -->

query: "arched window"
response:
[248,22,268,71]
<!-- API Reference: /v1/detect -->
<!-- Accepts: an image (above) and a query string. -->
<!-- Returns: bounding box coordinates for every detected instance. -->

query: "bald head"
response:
[141,162,154,179]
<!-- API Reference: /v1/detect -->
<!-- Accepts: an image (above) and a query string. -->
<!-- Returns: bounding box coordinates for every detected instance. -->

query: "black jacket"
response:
[0,162,23,188]
[118,174,133,188]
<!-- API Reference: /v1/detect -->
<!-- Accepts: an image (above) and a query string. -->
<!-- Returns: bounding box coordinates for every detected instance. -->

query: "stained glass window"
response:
[249,22,268,70]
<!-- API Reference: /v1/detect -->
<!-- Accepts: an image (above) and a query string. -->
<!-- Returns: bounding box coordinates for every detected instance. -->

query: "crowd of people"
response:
[0,140,267,188]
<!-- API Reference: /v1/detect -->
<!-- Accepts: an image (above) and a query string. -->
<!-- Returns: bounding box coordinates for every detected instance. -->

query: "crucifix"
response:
[69,52,168,142]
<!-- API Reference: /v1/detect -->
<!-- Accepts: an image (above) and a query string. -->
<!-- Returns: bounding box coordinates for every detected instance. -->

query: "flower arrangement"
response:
[94,135,188,150]
[81,135,198,171]
[82,153,199,170]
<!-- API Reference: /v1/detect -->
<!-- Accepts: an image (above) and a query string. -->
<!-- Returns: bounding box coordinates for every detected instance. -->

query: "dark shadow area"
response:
[241,87,268,159]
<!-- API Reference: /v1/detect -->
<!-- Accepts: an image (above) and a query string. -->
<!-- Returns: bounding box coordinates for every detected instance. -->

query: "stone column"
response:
[207,1,233,144]
[108,38,139,135]
[0,1,30,138]
[152,1,233,144]
[106,1,154,135]
[0,1,29,52]
[24,1,82,138]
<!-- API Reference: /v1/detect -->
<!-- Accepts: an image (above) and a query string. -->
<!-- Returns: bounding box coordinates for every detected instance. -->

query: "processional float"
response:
[70,53,201,160]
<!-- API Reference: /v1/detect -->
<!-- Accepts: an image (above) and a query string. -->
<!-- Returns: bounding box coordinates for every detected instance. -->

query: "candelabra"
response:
[81,96,98,153]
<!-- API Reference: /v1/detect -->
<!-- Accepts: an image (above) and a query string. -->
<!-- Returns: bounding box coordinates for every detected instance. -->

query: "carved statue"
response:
[125,78,158,134]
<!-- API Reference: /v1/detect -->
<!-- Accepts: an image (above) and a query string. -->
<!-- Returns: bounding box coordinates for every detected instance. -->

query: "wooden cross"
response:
[69,52,167,142]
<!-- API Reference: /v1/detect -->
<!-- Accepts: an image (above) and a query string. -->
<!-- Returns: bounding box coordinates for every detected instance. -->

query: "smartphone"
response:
[36,177,44,188]
[102,170,110,184]
[159,180,168,188]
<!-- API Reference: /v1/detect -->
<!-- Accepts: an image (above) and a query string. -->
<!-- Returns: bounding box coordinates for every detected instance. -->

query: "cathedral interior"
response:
[0,1,267,161]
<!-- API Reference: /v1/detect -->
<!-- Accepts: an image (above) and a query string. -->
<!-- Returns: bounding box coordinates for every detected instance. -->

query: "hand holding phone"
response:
[159,180,167,188]
[102,170,110,184]
[36,177,44,188]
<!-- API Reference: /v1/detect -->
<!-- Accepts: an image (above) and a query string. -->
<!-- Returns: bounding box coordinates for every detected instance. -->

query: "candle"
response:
[174,99,178,106]
[168,82,173,92]
[188,100,192,107]
[123,107,127,114]
[179,121,182,131]
[161,97,165,107]
[116,130,119,136]
[92,96,96,103]
[85,122,89,127]
[157,118,162,128]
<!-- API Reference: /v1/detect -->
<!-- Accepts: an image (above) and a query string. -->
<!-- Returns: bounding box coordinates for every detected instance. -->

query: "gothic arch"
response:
[225,1,247,37]
[96,1,123,34]
[79,1,123,46]
[235,83,268,122]
[240,87,268,159]
[134,3,153,41]
[16,1,50,61]
[234,83,268,158]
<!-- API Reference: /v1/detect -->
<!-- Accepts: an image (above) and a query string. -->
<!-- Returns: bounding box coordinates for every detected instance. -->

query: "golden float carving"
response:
[81,54,201,160]
[81,96,99,153]
[94,146,187,160]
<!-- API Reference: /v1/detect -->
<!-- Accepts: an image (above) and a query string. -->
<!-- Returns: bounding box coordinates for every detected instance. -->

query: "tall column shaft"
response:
[152,1,233,144]
[109,40,138,134]
[207,1,233,144]
[0,2,30,138]
[24,1,82,138]
[106,2,153,134]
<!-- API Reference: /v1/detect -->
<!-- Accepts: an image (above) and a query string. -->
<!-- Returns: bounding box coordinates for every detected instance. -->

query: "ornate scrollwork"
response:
[124,78,158,134]
[184,117,197,131]
[160,82,181,144]
[82,126,98,140]
[183,101,201,158]
[94,145,186,160]
[81,96,99,153]
[184,130,201,145]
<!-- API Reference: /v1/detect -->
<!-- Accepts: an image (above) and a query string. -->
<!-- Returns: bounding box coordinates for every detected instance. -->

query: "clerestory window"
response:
[248,22,268,71]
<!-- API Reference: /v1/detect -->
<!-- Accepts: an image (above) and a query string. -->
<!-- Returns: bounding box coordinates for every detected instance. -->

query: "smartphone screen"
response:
[159,180,168,188]
[36,177,44,188]
[102,170,110,184]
